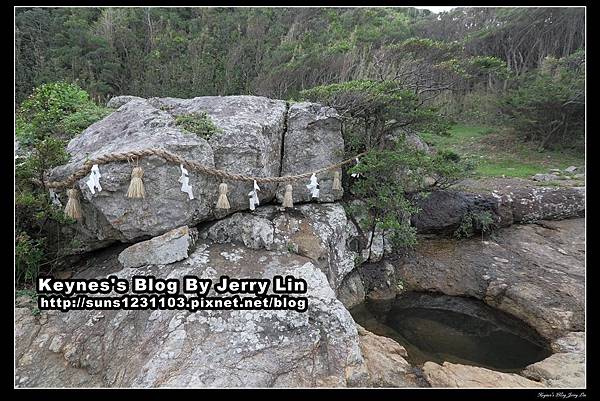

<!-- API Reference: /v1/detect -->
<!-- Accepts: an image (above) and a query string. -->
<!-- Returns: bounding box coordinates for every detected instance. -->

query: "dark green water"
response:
[350,292,552,373]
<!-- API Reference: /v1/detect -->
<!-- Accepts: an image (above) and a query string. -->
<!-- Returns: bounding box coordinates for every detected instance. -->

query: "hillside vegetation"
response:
[15,7,585,284]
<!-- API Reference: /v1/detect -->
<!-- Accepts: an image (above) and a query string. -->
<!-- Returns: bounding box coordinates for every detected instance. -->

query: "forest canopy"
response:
[16,6,585,149]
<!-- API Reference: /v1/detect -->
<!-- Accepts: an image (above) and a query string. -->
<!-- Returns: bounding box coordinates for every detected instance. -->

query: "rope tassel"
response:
[126,166,145,199]
[64,188,82,221]
[216,183,230,210]
[332,171,342,191]
[282,184,294,208]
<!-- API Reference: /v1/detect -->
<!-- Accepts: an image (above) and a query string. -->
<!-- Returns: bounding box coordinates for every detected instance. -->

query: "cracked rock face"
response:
[15,240,369,388]
[148,96,287,209]
[201,203,359,299]
[50,96,345,253]
[276,102,344,203]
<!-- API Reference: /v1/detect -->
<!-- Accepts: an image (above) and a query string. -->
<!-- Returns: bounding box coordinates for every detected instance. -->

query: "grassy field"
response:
[420,124,585,179]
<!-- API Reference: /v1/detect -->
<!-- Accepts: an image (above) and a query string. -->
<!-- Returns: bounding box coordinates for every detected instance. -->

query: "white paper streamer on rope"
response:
[306,173,320,198]
[86,164,103,194]
[49,189,62,207]
[178,164,194,200]
[350,157,361,178]
[248,180,261,210]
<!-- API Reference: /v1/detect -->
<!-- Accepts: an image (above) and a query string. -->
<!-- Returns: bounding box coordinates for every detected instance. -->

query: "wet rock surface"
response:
[351,293,552,372]
[392,218,585,341]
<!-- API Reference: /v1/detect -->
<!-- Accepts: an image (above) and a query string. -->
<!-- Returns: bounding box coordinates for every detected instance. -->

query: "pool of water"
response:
[350,292,552,373]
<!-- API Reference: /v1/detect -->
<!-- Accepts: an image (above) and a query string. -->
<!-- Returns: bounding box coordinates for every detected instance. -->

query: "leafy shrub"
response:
[15,137,73,282]
[16,81,112,144]
[500,50,584,150]
[175,112,221,140]
[16,232,45,286]
[17,82,88,124]
[59,104,112,137]
[348,142,471,250]
[302,79,472,254]
[301,80,452,151]
[427,149,475,189]
[15,81,109,286]
[16,137,70,186]
[454,210,496,240]
[347,148,421,250]
[16,82,90,143]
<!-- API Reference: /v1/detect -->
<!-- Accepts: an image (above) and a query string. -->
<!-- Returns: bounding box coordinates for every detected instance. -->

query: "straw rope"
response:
[43,148,368,190]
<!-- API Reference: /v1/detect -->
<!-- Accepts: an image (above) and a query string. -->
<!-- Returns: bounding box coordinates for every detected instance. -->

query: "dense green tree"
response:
[500,50,584,149]
[300,79,472,253]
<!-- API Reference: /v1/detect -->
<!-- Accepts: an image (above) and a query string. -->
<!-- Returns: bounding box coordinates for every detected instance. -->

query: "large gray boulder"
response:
[410,186,585,236]
[15,239,370,388]
[51,98,215,243]
[50,96,345,251]
[508,186,585,223]
[148,96,287,208]
[411,190,508,235]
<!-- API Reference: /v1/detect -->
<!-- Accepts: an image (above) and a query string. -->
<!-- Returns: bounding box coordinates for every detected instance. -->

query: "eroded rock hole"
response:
[350,292,552,372]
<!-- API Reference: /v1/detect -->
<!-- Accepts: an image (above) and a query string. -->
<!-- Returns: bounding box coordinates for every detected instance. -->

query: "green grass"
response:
[420,124,584,179]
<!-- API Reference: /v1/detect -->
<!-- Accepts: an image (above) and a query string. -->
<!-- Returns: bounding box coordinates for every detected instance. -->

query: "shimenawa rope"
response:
[43,148,368,190]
